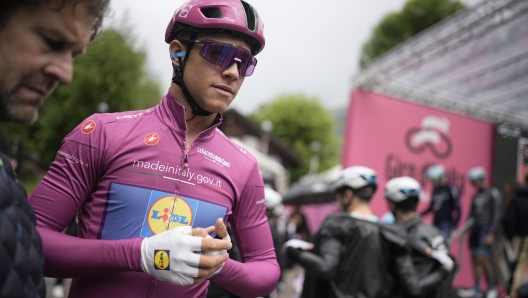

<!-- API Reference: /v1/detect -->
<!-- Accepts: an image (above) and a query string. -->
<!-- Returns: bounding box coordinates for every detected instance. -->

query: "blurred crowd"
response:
[203,164,528,298]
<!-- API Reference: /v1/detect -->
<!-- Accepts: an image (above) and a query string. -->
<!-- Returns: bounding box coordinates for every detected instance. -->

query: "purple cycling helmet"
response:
[165,0,265,55]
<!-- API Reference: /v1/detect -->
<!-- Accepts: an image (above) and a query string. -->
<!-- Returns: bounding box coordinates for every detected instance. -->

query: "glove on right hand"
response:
[141,226,202,286]
[282,239,310,254]
[430,249,454,271]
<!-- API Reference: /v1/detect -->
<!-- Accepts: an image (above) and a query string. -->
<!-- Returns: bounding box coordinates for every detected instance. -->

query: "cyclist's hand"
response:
[282,239,310,254]
[140,225,231,285]
[484,234,494,247]
[197,218,232,279]
[430,249,454,271]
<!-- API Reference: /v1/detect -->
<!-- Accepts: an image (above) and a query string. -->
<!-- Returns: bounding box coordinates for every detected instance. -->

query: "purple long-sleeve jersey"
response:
[29,91,280,298]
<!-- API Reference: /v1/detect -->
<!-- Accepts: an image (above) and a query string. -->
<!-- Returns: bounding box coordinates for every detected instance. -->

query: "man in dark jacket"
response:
[503,182,528,298]
[421,164,461,238]
[283,166,451,298]
[385,176,456,298]
[464,167,502,298]
[0,1,109,297]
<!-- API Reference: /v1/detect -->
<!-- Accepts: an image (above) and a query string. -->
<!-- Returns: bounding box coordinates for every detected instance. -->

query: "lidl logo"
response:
[154,250,170,270]
[81,120,96,134]
[112,187,228,239]
[144,196,196,236]
[144,133,159,146]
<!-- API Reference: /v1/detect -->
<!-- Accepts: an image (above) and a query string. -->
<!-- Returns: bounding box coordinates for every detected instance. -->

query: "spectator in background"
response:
[421,164,461,238]
[489,177,519,293]
[463,167,502,298]
[502,176,528,298]
[283,166,450,298]
[503,178,518,212]
[286,211,312,243]
[282,210,312,298]
[385,176,455,298]
[264,187,286,298]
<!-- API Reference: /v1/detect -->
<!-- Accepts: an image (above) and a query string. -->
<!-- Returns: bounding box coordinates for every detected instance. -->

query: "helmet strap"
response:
[171,32,213,117]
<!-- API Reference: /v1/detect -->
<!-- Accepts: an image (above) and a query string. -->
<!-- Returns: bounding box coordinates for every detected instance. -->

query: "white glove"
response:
[199,233,232,277]
[282,239,310,254]
[430,249,454,271]
[141,226,202,286]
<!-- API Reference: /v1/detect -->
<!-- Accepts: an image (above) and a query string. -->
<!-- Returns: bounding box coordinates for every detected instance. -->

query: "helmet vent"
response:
[201,7,223,18]
[240,0,257,32]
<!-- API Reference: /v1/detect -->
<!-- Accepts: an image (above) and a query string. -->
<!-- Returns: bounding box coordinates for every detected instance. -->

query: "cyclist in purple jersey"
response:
[28,0,280,297]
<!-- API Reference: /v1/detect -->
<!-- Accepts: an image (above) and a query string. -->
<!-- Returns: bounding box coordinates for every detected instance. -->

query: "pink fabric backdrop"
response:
[339,89,495,288]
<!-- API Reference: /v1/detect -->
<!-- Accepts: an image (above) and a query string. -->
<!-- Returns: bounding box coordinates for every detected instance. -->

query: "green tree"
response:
[1,27,162,167]
[250,94,341,182]
[360,0,465,67]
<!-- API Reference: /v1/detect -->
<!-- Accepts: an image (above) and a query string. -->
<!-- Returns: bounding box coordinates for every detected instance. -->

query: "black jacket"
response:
[0,151,45,298]
[502,185,528,239]
[397,216,456,298]
[287,214,448,298]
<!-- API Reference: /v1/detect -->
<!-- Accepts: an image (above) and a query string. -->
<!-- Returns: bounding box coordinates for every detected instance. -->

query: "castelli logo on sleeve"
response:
[144,133,160,146]
[405,116,452,159]
[81,120,96,134]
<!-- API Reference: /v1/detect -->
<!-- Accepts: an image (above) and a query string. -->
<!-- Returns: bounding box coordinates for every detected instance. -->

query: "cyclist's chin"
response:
[199,95,235,114]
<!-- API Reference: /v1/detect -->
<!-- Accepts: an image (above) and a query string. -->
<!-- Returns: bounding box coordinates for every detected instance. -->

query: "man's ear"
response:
[169,39,186,67]
[345,189,354,204]
[388,201,396,213]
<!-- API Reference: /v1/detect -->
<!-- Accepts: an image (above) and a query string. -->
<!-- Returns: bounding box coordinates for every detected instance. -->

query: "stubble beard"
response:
[0,73,49,124]
[0,89,39,125]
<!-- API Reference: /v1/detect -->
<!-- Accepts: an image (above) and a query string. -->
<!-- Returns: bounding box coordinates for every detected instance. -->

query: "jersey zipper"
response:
[184,144,189,168]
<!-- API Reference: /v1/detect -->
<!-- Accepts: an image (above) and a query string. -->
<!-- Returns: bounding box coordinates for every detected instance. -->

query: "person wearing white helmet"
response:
[461,167,502,298]
[421,164,461,238]
[385,177,456,298]
[283,166,445,298]
[265,187,284,219]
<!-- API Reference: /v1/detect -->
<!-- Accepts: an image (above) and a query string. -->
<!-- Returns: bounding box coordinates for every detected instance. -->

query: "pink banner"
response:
[342,89,495,288]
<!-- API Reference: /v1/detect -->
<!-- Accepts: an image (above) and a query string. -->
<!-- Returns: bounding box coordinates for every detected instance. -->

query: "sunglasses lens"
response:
[200,41,256,77]
[244,64,255,76]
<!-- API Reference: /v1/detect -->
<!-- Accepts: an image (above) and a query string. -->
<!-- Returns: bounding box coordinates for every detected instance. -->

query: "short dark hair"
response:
[335,185,375,203]
[0,0,110,40]
[394,196,419,213]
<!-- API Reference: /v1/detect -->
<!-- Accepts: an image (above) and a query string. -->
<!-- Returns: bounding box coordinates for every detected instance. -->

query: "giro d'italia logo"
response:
[154,250,170,271]
[179,5,192,18]
[405,115,452,159]
[146,196,193,235]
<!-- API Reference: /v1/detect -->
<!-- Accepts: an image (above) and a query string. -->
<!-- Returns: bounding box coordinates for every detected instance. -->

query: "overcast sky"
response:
[106,0,480,115]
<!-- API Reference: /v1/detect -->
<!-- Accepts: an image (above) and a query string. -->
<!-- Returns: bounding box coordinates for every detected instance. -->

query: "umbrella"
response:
[283,179,335,206]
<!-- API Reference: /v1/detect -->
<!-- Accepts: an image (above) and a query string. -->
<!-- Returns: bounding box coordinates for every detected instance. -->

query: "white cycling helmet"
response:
[468,167,486,181]
[385,176,421,203]
[333,166,377,192]
[264,187,283,216]
[426,164,445,182]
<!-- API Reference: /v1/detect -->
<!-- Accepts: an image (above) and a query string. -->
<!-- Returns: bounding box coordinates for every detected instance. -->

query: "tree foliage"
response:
[1,27,162,166]
[250,94,341,182]
[360,0,466,67]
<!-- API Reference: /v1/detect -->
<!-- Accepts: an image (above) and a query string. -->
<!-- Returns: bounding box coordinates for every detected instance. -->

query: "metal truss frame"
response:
[353,0,528,130]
